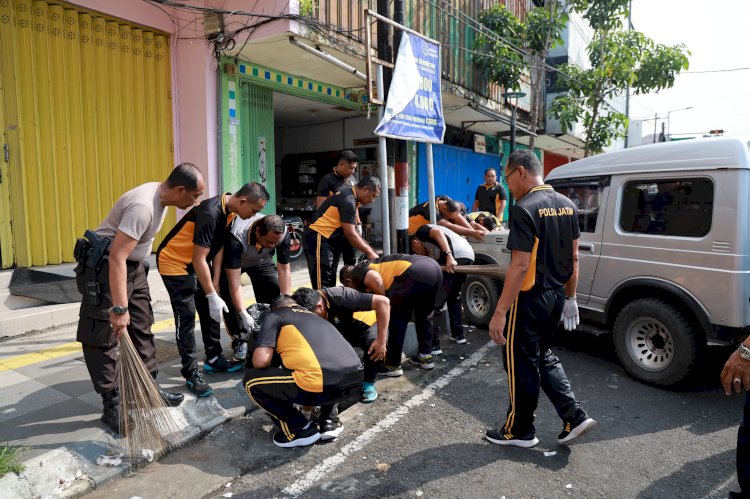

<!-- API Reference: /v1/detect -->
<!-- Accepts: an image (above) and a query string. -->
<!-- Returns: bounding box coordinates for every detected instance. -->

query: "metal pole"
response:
[509,105,517,152]
[376,65,391,255]
[427,143,436,223]
[653,113,658,144]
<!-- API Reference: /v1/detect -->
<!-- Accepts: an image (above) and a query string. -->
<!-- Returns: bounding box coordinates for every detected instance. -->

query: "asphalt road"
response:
[88,327,744,499]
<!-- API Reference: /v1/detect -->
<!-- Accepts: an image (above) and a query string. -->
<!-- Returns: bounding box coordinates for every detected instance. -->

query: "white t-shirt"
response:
[421,224,475,262]
[95,182,168,261]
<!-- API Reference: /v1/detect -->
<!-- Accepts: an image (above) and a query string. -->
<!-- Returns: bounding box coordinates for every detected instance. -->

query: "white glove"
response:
[562,297,580,331]
[239,309,256,332]
[206,292,229,323]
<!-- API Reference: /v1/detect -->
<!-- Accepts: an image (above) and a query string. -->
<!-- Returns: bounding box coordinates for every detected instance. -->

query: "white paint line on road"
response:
[282,340,495,497]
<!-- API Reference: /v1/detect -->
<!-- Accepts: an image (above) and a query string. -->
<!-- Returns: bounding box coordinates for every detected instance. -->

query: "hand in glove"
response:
[239,309,256,332]
[206,292,229,323]
[561,297,580,331]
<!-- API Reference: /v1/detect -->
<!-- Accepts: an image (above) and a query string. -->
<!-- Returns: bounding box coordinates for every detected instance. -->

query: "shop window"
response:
[619,179,713,237]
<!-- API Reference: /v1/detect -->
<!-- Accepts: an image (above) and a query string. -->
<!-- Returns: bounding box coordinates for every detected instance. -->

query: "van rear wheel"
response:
[613,298,703,386]
[462,275,502,328]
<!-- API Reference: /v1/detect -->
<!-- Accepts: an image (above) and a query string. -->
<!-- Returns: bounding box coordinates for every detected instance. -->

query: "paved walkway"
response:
[0,261,315,498]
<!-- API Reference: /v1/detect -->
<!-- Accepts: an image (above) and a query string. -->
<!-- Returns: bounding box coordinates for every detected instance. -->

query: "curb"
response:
[0,381,255,499]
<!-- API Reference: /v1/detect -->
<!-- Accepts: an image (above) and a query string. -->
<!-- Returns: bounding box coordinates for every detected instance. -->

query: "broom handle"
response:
[439,264,506,277]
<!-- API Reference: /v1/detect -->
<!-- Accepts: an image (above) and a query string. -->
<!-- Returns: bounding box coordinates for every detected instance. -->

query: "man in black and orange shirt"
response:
[304,176,380,289]
[157,182,269,397]
[292,286,389,403]
[408,195,485,241]
[244,296,364,448]
[485,149,595,449]
[473,168,508,221]
[317,150,359,267]
[340,254,442,375]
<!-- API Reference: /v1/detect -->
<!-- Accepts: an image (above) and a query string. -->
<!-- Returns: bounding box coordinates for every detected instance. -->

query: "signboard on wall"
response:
[474,134,486,154]
[374,32,445,144]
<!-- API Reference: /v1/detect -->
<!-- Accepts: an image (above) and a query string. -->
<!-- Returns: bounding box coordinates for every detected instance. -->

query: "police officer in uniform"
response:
[75,163,205,433]
[316,150,360,267]
[292,286,389,403]
[340,254,442,374]
[220,214,292,361]
[244,296,364,448]
[304,176,380,289]
[485,149,596,448]
[408,195,485,241]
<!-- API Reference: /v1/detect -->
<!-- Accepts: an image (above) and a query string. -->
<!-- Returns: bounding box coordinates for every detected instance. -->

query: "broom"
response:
[118,332,181,458]
[440,264,508,277]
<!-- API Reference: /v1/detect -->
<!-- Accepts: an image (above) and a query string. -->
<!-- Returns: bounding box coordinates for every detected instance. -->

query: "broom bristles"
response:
[440,264,507,277]
[118,332,181,458]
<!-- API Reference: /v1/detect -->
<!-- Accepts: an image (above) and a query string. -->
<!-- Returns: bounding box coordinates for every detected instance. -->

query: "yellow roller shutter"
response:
[0,0,175,267]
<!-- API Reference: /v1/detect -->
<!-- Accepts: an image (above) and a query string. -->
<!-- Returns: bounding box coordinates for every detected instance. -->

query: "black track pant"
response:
[737,392,750,494]
[341,324,379,383]
[161,273,223,378]
[501,286,585,438]
[385,258,443,367]
[244,367,344,436]
[219,259,280,341]
[76,260,157,394]
[304,228,341,289]
[434,257,472,341]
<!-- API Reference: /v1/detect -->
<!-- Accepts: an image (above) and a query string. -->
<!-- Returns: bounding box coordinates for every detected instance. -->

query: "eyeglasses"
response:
[504,168,519,183]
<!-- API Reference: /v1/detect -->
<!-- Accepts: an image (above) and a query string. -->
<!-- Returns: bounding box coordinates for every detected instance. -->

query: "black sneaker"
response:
[186,371,213,397]
[431,340,443,356]
[409,353,435,370]
[485,428,539,448]
[376,365,404,377]
[204,354,244,373]
[558,417,597,444]
[319,419,344,441]
[273,424,321,448]
[449,334,467,344]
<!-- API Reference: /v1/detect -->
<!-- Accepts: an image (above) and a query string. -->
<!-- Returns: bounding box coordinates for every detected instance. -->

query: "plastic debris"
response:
[96,455,123,467]
[430,404,435,407]
[225,482,233,488]
[543,451,557,457]
[141,449,155,462]
[416,491,424,497]
[565,484,573,489]
[222,493,234,498]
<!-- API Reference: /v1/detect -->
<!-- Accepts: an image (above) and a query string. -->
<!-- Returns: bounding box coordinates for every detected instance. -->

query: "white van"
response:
[542,136,750,385]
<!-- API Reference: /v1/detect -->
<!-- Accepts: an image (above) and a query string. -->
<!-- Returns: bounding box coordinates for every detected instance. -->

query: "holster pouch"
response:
[74,229,111,307]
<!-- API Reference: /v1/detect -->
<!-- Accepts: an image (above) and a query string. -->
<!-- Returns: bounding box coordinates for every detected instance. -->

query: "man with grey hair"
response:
[485,149,595,448]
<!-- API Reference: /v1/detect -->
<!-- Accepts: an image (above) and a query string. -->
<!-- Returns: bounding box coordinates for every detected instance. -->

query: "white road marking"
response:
[282,341,495,497]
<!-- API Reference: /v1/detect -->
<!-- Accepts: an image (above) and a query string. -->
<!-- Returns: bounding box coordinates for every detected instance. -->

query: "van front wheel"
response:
[613,298,703,386]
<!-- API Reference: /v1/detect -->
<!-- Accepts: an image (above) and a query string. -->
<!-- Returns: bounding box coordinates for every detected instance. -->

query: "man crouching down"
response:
[244,295,364,448]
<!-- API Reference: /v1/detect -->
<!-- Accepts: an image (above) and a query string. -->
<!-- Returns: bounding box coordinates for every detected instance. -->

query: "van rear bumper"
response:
[710,325,750,345]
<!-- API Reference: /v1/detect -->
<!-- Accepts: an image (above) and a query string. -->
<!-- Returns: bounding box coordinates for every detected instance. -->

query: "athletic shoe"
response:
[377,365,403,377]
[186,371,213,397]
[558,417,597,444]
[203,354,244,373]
[273,424,321,448]
[431,341,443,356]
[319,419,344,441]
[360,382,378,403]
[485,428,539,448]
[449,334,467,344]
[233,341,248,362]
[409,353,435,370]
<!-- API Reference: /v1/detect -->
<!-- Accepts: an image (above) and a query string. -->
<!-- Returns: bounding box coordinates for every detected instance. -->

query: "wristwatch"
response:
[739,344,750,361]
[109,305,129,315]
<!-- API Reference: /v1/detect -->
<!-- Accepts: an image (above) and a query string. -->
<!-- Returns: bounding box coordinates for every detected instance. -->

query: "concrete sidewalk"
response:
[0,262,315,498]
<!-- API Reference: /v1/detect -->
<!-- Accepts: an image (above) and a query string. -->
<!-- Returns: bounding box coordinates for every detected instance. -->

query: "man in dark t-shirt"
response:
[158,182,269,397]
[244,296,364,448]
[484,149,595,449]
[472,168,508,221]
[317,150,359,267]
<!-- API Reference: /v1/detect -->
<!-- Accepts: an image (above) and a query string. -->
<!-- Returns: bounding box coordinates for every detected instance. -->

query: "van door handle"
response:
[579,243,594,252]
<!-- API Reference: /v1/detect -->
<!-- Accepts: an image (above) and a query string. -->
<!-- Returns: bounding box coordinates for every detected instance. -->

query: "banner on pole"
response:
[374,33,445,144]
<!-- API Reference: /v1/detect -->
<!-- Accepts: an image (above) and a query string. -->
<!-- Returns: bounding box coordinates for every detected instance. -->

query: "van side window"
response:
[552,183,602,233]
[619,179,713,237]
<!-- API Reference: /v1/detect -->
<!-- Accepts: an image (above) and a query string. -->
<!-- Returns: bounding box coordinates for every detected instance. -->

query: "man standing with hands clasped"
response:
[485,150,596,448]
